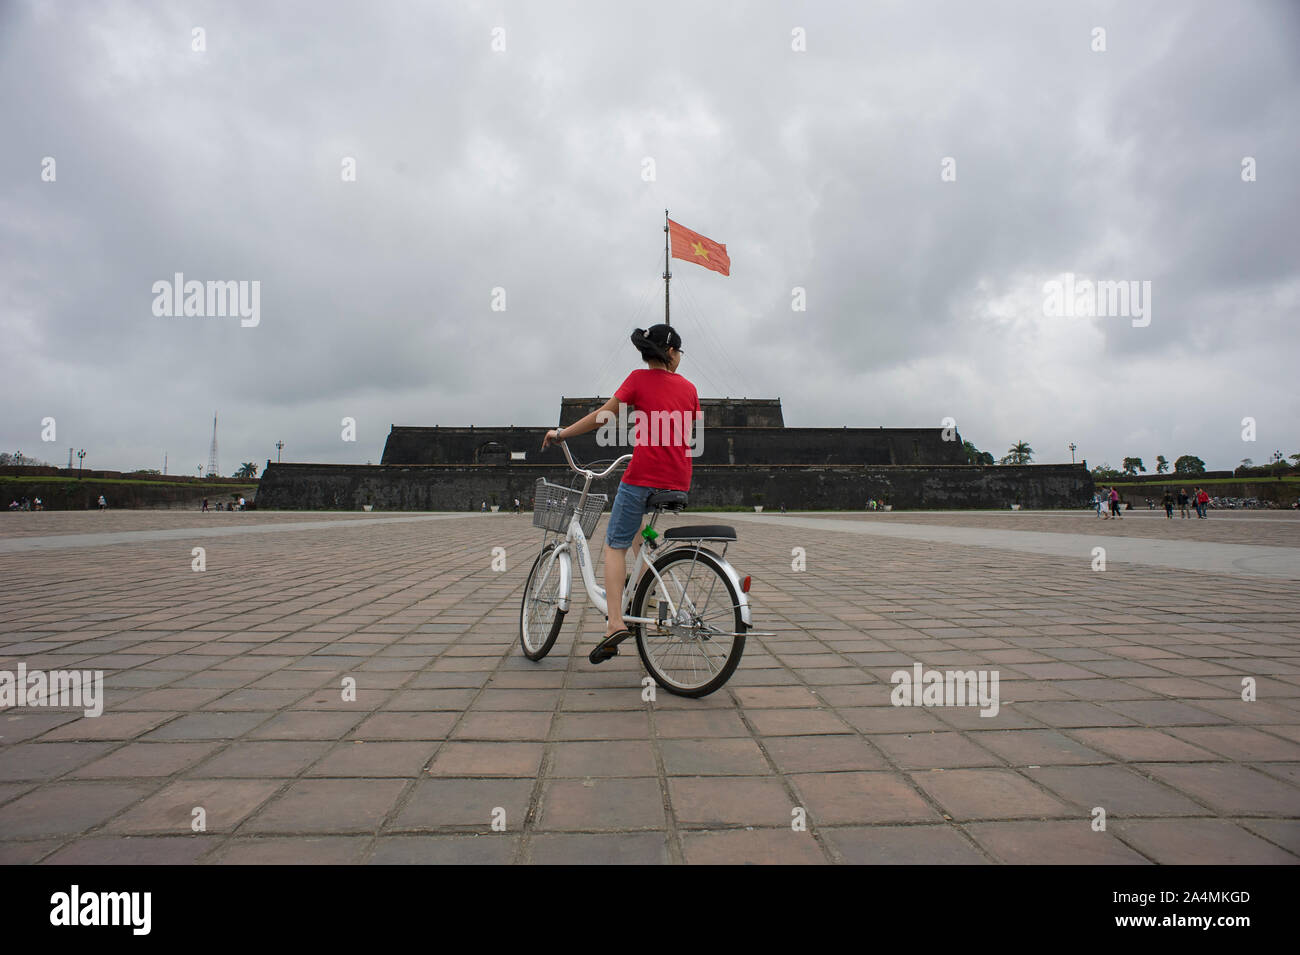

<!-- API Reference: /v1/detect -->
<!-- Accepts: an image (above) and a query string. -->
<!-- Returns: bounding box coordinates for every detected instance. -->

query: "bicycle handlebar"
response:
[556,436,631,479]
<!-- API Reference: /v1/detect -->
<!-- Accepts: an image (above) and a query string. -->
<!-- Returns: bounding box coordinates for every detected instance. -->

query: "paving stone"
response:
[762,735,887,773]
[427,742,543,777]
[1113,818,1299,864]
[0,782,156,837]
[195,740,332,777]
[143,711,270,741]
[974,730,1110,766]
[213,836,369,864]
[824,826,989,864]
[965,821,1150,864]
[368,835,518,864]
[390,777,533,831]
[527,831,670,864]
[790,771,940,825]
[1136,763,1300,815]
[537,778,666,831]
[42,835,219,864]
[0,741,118,781]
[550,740,658,778]
[669,777,796,828]
[107,779,282,834]
[660,738,771,776]
[1068,728,1221,762]
[69,742,223,778]
[1026,765,1205,816]
[869,732,1003,770]
[911,769,1076,821]
[680,829,827,864]
[243,779,406,833]
[307,741,437,777]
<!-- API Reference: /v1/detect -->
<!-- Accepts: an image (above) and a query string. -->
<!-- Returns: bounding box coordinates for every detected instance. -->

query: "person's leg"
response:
[603,543,629,636]
[600,483,651,639]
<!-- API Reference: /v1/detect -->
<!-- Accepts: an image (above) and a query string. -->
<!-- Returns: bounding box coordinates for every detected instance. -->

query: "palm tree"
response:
[234,462,258,479]
[1001,441,1034,465]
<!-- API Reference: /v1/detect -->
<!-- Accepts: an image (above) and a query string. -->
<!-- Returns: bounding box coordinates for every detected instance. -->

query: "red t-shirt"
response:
[614,368,700,491]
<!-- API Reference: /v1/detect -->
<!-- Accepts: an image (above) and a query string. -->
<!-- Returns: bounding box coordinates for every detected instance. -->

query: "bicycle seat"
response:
[646,490,689,510]
[662,524,736,541]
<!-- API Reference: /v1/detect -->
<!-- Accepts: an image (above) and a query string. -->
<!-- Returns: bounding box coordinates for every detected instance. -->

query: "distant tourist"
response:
[34,497,42,510]
[202,498,209,512]
[514,498,520,513]
[1094,491,1105,517]
[1108,486,1121,518]
[238,496,246,510]
[1177,488,1190,518]
[1162,491,1174,518]
[1196,487,1210,518]
[780,502,786,514]
[481,500,487,512]
[8,499,18,511]
[97,495,107,510]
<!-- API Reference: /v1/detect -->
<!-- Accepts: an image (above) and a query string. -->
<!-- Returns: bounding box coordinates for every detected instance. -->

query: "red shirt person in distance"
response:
[542,324,700,656]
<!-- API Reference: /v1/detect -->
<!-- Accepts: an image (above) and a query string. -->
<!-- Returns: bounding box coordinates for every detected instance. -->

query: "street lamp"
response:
[76,449,85,475]
[1068,443,1077,464]
[197,465,202,477]
[276,440,284,463]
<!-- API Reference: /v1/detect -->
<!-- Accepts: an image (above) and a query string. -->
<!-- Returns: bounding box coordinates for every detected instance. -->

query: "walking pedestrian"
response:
[1196,487,1210,518]
[97,495,107,510]
[1177,488,1189,518]
[1162,491,1174,518]
[1108,486,1122,518]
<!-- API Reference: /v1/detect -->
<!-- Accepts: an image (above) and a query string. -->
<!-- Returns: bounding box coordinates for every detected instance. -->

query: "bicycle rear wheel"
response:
[520,543,565,660]
[631,547,745,697]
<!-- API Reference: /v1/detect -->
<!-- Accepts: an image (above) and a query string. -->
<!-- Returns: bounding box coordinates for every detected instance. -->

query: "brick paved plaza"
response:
[1,508,1297,864]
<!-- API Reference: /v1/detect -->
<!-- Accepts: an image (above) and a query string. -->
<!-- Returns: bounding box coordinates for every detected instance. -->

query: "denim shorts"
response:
[605,482,666,549]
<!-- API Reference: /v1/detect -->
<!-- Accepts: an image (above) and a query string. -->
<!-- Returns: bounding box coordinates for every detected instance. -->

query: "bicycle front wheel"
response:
[631,547,745,697]
[520,543,566,660]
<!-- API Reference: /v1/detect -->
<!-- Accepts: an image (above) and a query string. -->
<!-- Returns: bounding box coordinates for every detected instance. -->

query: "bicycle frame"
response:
[537,441,754,630]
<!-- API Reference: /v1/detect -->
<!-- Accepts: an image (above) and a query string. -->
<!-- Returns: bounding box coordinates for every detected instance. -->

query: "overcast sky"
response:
[3,0,1297,477]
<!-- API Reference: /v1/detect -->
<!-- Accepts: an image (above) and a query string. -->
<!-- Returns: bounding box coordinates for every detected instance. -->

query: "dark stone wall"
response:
[380,425,968,468]
[561,396,785,429]
[257,462,1093,511]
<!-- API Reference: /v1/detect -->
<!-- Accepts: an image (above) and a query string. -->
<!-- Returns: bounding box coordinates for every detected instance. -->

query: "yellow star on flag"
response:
[691,241,709,260]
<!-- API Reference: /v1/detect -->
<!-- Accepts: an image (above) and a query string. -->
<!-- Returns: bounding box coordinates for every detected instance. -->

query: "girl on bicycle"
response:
[541,324,700,662]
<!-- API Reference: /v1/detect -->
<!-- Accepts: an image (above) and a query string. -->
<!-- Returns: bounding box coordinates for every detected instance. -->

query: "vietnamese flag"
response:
[669,218,730,276]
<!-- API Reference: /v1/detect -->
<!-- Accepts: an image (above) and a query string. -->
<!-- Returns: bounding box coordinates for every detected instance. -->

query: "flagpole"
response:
[663,208,671,326]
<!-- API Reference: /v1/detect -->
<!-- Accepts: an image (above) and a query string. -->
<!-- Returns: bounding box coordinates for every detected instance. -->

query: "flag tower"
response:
[207,413,219,478]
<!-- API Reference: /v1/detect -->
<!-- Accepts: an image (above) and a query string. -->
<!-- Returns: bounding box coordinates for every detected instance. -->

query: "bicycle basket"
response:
[532,478,607,537]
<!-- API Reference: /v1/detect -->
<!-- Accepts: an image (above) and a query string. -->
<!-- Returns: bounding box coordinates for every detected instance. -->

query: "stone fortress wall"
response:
[258,397,1092,510]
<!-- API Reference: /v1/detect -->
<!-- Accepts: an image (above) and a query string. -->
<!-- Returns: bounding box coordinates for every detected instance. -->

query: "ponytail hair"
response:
[631,324,682,366]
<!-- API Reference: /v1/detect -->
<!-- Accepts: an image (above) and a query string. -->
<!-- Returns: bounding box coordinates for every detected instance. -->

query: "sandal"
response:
[589,629,632,665]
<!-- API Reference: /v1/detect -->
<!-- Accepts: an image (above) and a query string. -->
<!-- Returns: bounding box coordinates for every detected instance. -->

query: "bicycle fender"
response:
[673,545,752,629]
[554,545,573,613]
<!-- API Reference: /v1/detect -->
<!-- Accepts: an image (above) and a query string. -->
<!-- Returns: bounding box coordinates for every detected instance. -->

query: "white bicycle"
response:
[519,441,759,697]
